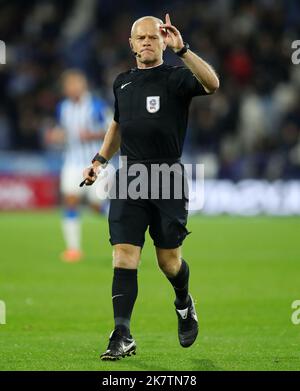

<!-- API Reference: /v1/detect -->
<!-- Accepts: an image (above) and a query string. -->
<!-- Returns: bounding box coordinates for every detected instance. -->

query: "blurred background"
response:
[1,0,300,214]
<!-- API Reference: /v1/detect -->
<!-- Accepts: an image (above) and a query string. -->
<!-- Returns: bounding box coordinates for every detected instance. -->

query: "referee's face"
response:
[130,18,165,66]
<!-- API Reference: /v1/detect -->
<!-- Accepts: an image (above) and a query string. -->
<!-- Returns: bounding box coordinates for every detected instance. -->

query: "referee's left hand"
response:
[159,13,184,53]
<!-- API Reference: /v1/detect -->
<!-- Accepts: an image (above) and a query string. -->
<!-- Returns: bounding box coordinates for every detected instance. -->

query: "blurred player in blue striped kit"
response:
[46,69,112,262]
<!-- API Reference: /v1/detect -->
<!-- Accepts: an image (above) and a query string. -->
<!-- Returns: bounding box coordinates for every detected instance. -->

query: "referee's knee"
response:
[112,244,141,269]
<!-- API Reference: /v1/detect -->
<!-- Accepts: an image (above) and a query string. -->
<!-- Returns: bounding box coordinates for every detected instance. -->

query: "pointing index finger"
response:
[165,13,171,25]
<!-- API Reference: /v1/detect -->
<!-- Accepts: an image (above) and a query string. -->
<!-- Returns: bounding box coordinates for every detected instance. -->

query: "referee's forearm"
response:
[99,141,119,161]
[181,50,219,93]
[98,120,121,161]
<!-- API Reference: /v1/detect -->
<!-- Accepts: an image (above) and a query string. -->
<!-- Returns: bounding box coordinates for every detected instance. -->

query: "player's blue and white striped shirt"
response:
[56,92,111,167]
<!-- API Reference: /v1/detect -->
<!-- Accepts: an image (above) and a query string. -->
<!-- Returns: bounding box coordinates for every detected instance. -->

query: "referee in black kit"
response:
[83,13,219,360]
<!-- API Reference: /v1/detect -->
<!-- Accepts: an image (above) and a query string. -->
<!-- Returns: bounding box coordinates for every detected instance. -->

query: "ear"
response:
[161,36,167,52]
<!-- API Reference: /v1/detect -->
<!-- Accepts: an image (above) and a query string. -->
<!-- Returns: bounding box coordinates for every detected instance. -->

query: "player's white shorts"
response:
[60,164,115,204]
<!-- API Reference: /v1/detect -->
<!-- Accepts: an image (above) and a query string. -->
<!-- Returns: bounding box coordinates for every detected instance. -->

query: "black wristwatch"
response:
[175,42,189,57]
[92,153,109,168]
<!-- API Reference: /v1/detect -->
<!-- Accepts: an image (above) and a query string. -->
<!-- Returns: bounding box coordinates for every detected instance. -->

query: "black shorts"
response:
[108,162,190,249]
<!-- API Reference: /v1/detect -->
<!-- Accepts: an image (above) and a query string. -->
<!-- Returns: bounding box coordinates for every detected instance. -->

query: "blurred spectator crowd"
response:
[1,0,300,180]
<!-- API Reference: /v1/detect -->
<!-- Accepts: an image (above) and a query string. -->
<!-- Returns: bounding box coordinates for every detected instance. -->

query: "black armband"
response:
[92,153,109,168]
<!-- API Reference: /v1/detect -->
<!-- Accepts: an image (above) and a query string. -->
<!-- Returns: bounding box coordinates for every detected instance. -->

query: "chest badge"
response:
[146,96,160,113]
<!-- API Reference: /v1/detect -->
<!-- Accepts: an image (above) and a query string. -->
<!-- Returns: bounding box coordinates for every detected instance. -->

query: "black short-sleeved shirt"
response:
[113,63,209,162]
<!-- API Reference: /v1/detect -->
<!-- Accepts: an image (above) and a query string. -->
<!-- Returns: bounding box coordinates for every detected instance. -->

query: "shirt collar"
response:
[137,61,164,70]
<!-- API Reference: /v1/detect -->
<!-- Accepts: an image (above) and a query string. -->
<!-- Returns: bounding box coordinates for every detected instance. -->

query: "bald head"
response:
[131,16,163,37]
[129,16,166,67]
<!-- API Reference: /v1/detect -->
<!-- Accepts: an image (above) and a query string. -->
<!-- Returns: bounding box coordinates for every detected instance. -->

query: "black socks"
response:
[111,261,189,337]
[167,259,190,309]
[112,268,138,336]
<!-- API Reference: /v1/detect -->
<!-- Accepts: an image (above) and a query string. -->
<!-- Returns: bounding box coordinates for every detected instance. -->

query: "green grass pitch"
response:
[0,211,300,371]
